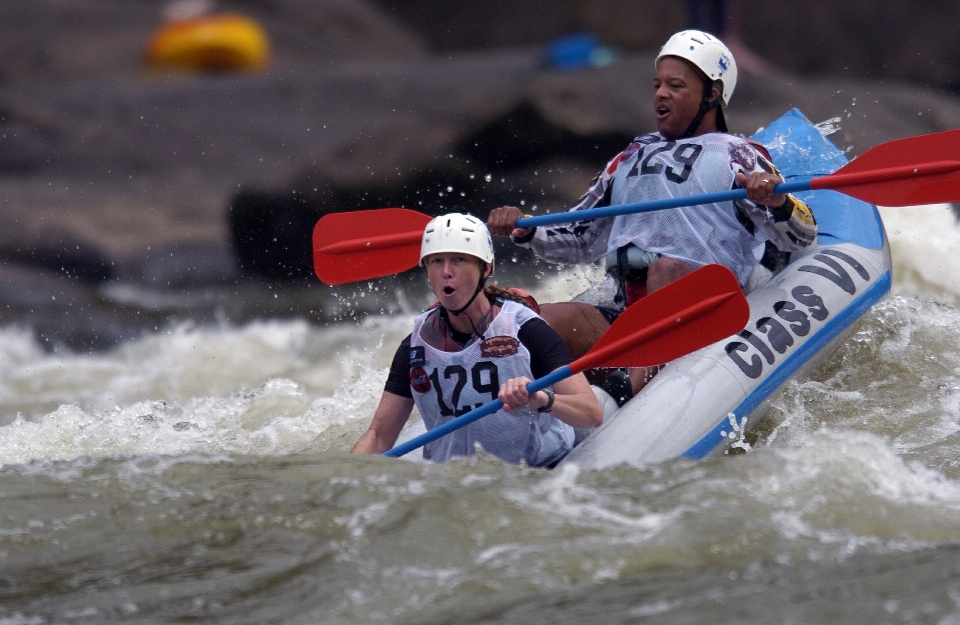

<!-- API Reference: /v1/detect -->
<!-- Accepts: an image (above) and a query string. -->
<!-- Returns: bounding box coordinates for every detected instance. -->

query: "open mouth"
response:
[443,286,455,296]
[656,105,670,119]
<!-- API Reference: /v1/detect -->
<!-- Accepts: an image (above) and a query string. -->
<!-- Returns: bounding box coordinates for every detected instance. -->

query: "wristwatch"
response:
[537,387,555,413]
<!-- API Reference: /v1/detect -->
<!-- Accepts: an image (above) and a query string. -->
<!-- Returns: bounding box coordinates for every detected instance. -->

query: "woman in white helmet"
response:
[488,29,817,403]
[351,213,602,467]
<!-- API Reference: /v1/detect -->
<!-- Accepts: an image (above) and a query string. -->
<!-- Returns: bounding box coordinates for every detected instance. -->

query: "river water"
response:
[2,204,960,624]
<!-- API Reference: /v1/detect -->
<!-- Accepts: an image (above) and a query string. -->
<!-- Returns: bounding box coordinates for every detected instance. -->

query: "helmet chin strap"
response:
[447,277,488,317]
[441,264,492,343]
[681,76,724,138]
[444,262,490,317]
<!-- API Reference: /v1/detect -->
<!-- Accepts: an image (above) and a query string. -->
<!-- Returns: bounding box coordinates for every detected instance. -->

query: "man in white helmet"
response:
[488,29,817,402]
[351,213,602,467]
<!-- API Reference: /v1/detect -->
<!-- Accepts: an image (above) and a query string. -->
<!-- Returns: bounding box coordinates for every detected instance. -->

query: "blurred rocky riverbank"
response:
[2,0,960,349]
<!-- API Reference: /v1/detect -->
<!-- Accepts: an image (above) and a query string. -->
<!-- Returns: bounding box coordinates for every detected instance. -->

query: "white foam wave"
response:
[746,429,960,555]
[0,367,387,466]
[761,295,960,471]
[525,263,607,303]
[0,316,415,465]
[0,317,412,422]
[501,462,674,537]
[879,203,960,305]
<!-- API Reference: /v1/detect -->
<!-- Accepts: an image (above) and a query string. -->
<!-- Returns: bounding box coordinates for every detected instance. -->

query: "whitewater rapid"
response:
[3,204,960,625]
[1,205,958,467]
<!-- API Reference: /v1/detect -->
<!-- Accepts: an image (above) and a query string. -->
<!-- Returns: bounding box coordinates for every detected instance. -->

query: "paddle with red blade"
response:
[383,263,748,458]
[313,129,960,286]
[313,208,433,286]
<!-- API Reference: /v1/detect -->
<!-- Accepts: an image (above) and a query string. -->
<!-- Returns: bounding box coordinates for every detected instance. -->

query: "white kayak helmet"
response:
[420,213,495,275]
[656,29,737,107]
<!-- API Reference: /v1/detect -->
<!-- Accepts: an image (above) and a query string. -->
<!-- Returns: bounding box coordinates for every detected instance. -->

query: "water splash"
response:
[814,117,842,136]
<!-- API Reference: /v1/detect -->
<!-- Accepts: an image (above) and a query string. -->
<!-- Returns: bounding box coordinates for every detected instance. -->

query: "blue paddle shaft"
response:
[515,179,814,229]
[383,365,574,458]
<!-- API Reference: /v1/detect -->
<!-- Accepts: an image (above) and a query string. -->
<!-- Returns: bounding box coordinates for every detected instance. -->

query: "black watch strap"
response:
[537,387,555,413]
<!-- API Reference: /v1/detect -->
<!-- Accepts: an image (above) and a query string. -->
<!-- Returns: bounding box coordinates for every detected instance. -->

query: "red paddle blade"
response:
[313,208,433,285]
[813,129,960,206]
[574,264,749,372]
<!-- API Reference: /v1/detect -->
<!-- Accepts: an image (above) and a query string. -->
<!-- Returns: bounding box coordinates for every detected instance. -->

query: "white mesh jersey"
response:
[515,132,817,286]
[609,133,764,284]
[410,301,574,467]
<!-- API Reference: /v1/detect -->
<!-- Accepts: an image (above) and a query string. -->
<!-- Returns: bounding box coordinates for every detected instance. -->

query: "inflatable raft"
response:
[561,109,892,469]
[390,109,892,468]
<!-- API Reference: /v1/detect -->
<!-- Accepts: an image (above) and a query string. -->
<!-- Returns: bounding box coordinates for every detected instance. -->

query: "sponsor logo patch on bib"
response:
[409,346,425,367]
[410,366,431,393]
[480,336,520,358]
[729,141,757,171]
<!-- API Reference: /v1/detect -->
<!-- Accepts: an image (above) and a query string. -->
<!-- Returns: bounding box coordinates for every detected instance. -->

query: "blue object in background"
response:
[545,33,619,70]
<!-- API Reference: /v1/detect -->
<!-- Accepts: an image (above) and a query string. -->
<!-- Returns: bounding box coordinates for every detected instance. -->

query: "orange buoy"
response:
[145,14,270,73]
